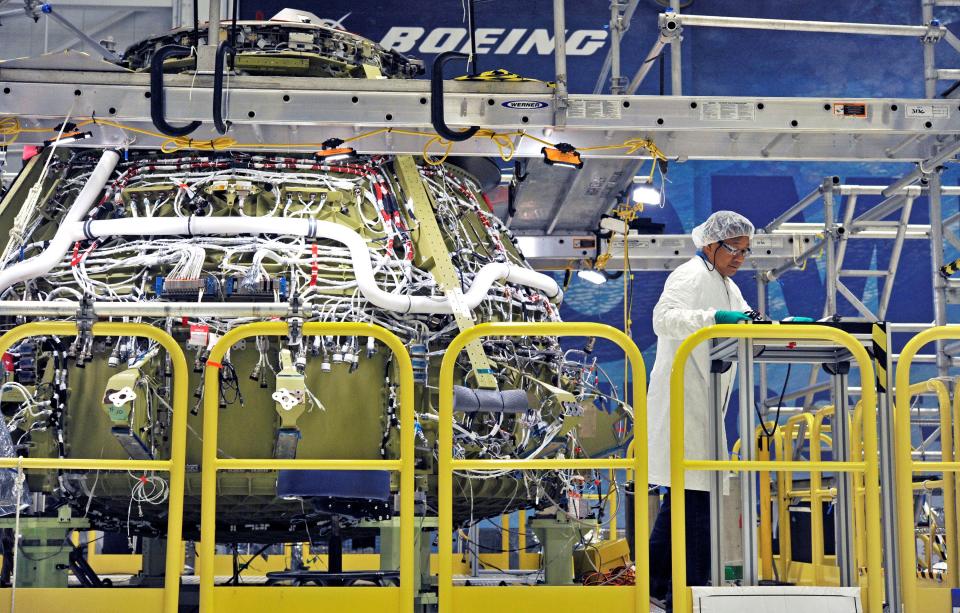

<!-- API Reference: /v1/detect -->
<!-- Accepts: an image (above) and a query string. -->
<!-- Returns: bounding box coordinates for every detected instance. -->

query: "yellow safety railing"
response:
[198,322,414,613]
[906,379,958,587]
[895,327,960,611]
[669,324,882,613]
[0,322,188,613]
[732,421,778,580]
[776,402,867,584]
[438,322,647,613]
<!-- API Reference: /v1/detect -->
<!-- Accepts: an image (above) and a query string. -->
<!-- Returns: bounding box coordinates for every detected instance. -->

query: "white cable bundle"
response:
[131,474,169,507]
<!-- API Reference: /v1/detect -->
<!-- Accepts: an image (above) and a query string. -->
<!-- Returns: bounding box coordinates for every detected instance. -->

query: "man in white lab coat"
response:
[646,211,755,608]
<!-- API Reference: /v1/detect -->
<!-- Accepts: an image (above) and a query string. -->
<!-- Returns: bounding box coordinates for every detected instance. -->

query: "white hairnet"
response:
[691,211,755,249]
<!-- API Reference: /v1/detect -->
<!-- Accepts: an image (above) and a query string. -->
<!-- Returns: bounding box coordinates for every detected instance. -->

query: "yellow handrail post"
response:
[669,324,882,613]
[0,322,189,613]
[908,379,957,587]
[953,378,960,581]
[758,433,773,581]
[198,322,415,613]
[850,401,867,571]
[437,322,648,613]
[810,406,834,585]
[776,422,793,578]
[897,331,960,613]
[608,465,619,542]
[501,514,511,569]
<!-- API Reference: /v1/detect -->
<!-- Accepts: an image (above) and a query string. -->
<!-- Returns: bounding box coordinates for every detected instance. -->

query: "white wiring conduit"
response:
[0,149,120,291]
[0,214,562,314]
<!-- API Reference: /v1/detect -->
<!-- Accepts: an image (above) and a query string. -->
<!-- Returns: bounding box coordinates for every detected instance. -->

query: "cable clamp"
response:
[287,292,303,347]
[76,293,96,344]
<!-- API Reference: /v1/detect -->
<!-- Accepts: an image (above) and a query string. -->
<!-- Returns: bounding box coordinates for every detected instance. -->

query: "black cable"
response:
[225,541,273,585]
[757,363,791,439]
[698,251,716,272]
[466,0,479,75]
[192,0,199,49]
[658,50,665,96]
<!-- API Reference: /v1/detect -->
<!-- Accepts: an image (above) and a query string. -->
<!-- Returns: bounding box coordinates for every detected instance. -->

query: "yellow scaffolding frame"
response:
[0,322,188,613]
[198,322,414,612]
[438,322,648,613]
[669,324,882,613]
[895,326,960,611]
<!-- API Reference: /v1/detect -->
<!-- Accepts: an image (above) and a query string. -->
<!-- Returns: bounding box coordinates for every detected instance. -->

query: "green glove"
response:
[782,316,815,323]
[715,310,751,324]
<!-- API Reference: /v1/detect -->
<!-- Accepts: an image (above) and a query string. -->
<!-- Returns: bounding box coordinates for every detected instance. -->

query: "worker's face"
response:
[704,236,750,277]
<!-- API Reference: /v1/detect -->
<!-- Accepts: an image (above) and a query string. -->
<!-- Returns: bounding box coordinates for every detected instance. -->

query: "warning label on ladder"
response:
[700,101,756,121]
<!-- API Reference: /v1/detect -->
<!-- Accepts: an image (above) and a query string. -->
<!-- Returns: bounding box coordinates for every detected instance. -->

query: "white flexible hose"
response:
[0,150,120,293]
[0,213,563,314]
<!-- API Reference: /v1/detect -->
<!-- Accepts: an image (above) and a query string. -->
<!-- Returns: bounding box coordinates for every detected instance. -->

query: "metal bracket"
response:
[923,19,944,44]
[271,388,302,412]
[108,386,136,408]
[710,359,733,374]
[658,11,685,43]
[822,360,851,376]
[76,293,95,343]
[287,292,303,347]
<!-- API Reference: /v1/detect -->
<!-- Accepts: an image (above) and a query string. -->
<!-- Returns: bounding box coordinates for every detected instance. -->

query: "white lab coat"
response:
[647,255,751,492]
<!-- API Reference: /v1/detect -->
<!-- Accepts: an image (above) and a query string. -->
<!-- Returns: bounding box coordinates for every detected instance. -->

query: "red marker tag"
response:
[188,323,210,348]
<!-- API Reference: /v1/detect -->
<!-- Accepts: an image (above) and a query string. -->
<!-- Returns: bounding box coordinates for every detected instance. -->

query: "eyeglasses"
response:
[718,240,751,258]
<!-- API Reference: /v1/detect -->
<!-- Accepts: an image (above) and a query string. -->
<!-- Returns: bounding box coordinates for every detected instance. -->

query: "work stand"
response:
[707,321,897,606]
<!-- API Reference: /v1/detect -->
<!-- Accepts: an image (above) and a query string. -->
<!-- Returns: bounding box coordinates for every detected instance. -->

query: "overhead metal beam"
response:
[3,70,960,160]
[671,12,943,37]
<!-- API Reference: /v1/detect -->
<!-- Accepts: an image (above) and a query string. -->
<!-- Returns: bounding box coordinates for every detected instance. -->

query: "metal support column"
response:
[823,180,839,317]
[669,0,683,95]
[923,0,938,99]
[197,0,222,72]
[552,0,569,126]
[756,275,769,416]
[709,368,726,587]
[875,325,903,612]
[608,1,625,94]
[468,523,480,577]
[737,338,758,586]
[830,367,856,586]
[929,170,950,377]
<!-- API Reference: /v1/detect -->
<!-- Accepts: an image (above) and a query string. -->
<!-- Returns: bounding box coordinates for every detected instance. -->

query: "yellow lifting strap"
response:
[454,69,555,86]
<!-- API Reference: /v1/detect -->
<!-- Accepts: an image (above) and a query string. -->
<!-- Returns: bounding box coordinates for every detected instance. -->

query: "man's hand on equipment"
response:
[714,310,752,324]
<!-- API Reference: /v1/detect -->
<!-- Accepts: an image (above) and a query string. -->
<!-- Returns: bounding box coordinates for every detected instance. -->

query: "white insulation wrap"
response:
[0,149,120,293]
[0,213,562,314]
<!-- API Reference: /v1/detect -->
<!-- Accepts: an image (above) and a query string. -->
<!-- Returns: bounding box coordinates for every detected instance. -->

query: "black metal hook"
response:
[430,51,480,143]
[213,41,236,135]
[150,45,202,138]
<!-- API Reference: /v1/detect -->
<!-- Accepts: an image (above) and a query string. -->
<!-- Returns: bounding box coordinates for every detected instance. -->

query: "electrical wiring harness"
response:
[0,146,633,540]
